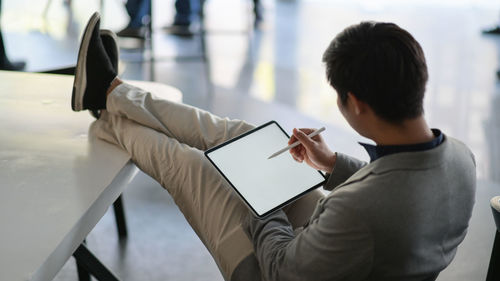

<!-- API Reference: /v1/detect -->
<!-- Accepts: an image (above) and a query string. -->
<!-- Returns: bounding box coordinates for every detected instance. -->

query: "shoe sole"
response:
[71,12,100,112]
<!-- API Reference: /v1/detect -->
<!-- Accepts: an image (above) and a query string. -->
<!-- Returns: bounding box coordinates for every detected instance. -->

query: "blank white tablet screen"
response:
[206,122,325,217]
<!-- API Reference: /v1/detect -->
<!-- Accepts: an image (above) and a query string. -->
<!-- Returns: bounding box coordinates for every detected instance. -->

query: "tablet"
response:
[204,121,326,218]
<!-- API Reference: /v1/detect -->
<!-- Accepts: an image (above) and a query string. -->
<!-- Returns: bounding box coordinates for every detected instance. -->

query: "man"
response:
[72,12,476,281]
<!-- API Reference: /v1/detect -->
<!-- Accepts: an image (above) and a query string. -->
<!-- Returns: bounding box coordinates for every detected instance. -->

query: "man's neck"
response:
[368,116,435,146]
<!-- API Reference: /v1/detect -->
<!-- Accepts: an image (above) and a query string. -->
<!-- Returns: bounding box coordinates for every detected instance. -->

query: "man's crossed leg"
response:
[71,12,323,280]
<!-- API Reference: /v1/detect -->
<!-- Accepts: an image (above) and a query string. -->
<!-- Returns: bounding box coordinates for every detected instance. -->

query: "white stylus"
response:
[268,127,326,159]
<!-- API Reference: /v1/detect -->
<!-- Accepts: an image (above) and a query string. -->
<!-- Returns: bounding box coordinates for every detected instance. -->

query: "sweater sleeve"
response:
[324,153,367,191]
[243,194,373,281]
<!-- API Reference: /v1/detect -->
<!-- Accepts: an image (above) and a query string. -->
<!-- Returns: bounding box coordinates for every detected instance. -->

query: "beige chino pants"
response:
[92,83,324,280]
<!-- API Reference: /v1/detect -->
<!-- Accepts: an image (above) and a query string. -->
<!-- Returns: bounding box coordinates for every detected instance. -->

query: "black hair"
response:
[322,21,428,123]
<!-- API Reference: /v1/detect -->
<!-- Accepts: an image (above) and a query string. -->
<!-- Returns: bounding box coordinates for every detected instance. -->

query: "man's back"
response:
[245,135,476,281]
[320,135,476,280]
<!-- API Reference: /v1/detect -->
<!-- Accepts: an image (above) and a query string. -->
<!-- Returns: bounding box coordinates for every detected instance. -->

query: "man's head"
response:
[322,21,428,124]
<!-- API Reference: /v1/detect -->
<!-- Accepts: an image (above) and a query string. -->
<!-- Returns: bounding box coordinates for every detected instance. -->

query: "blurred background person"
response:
[481,10,500,79]
[0,0,25,70]
[163,0,201,37]
[117,0,151,39]
[163,0,263,36]
[117,0,263,39]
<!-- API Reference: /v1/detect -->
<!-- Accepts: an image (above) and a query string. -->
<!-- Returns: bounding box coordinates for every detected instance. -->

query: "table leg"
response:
[76,260,91,281]
[113,195,128,239]
[75,239,91,281]
[487,231,500,281]
[73,243,120,281]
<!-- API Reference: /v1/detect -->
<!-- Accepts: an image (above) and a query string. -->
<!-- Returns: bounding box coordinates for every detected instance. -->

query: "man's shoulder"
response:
[323,135,476,233]
[370,134,475,174]
[329,134,476,201]
[443,135,476,166]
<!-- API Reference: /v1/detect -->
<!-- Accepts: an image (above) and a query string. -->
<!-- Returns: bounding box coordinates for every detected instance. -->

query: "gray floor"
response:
[3,0,500,280]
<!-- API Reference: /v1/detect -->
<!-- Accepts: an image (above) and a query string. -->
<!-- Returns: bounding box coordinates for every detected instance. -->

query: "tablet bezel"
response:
[204,120,326,218]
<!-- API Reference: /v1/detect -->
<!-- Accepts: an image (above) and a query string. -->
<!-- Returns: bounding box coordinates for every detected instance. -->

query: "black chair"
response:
[486,196,500,281]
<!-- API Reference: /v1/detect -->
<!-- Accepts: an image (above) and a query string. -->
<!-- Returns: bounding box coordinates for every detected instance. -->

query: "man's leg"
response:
[106,81,325,223]
[106,81,255,151]
[104,79,325,253]
[72,14,324,278]
[93,111,255,280]
[93,111,324,279]
[105,82,325,223]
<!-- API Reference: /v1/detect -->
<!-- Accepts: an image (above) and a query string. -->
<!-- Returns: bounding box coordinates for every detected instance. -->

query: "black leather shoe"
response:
[163,23,196,37]
[71,12,116,112]
[116,26,146,39]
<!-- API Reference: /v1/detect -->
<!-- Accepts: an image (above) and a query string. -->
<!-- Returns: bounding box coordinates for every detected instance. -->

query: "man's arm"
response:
[288,128,367,191]
[323,152,367,191]
[244,194,373,281]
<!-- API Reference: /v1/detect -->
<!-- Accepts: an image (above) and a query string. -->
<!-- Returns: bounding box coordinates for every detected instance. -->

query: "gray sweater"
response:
[237,135,476,281]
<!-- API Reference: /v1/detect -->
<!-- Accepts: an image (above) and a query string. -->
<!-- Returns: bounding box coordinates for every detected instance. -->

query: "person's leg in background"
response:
[482,9,500,79]
[117,0,151,39]
[253,0,263,25]
[163,0,198,37]
[0,0,25,70]
[0,32,25,70]
[174,0,191,26]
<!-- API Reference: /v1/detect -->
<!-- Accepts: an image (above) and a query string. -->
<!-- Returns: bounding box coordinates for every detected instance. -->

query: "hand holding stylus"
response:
[268,127,326,159]
[286,127,337,174]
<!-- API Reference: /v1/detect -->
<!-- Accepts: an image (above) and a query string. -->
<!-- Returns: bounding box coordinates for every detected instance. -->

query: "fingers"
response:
[293,128,315,149]
[290,145,305,162]
[288,128,316,144]
[288,127,319,163]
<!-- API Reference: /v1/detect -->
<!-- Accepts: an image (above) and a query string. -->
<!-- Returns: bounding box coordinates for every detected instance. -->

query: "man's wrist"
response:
[322,152,337,174]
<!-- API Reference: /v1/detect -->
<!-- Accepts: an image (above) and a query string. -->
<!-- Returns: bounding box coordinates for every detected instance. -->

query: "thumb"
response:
[293,128,315,149]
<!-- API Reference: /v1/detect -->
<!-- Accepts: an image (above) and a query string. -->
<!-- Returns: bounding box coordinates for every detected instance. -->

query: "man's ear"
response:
[347,92,366,115]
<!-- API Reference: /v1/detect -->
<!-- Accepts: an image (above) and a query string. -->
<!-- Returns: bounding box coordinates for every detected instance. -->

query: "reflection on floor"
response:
[3,0,500,279]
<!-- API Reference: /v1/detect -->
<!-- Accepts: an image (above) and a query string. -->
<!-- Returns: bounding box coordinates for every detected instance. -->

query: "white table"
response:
[0,71,182,281]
